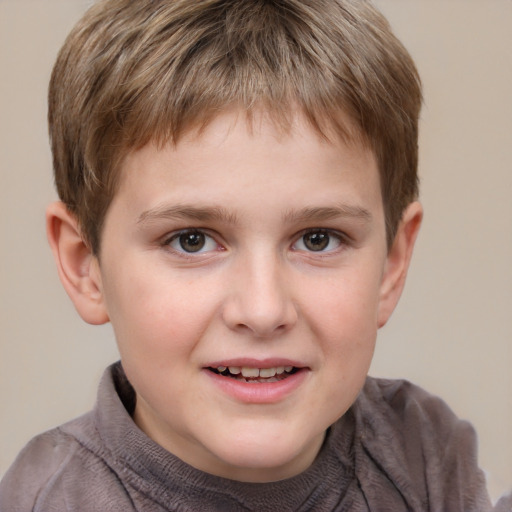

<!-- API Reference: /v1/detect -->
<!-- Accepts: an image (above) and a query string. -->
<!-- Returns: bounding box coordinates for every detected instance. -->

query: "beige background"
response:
[1,0,511,502]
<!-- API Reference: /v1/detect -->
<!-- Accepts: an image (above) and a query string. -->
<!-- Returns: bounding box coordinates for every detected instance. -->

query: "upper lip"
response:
[204,358,307,369]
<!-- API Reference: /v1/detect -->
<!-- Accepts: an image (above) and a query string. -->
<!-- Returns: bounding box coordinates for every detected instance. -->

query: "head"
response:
[46,0,423,482]
[49,0,421,255]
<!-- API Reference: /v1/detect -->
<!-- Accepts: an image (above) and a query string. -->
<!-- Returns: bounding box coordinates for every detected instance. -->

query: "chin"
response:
[204,426,324,482]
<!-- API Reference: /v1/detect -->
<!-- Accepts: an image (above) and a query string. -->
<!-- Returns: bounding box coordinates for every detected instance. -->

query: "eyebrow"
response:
[137,203,372,227]
[282,205,372,224]
[137,204,240,225]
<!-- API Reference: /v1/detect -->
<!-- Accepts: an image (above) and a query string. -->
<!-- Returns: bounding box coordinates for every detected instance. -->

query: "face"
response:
[95,111,394,482]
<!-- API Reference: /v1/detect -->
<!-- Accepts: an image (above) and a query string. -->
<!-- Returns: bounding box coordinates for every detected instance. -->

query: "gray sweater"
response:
[0,363,492,511]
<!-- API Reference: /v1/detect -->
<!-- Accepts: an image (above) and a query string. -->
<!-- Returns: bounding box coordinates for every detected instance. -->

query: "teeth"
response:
[215,366,296,378]
[213,365,297,378]
[241,367,260,378]
[259,367,276,378]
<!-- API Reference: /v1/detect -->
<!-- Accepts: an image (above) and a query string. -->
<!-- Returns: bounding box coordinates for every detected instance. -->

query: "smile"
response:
[208,365,298,383]
[205,363,308,403]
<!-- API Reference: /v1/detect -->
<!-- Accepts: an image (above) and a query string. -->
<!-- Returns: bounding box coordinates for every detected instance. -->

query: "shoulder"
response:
[359,377,477,456]
[362,376,452,415]
[0,427,78,510]
[0,415,133,512]
[357,377,482,477]
[361,377,463,433]
[349,377,492,511]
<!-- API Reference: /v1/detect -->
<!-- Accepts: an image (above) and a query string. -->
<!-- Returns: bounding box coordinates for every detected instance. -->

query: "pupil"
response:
[304,232,329,251]
[179,231,205,252]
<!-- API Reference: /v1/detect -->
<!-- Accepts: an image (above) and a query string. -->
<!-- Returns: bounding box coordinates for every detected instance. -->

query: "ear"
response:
[377,201,423,328]
[46,201,109,325]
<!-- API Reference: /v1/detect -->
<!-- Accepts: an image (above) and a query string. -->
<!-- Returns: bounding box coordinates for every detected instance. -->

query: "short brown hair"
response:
[49,0,422,255]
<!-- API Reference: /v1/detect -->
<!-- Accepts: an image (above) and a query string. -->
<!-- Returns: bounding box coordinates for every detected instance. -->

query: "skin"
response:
[47,110,422,483]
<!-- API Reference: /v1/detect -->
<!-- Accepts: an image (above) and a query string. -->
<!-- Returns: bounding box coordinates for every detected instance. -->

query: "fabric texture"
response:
[494,492,512,512]
[0,363,493,511]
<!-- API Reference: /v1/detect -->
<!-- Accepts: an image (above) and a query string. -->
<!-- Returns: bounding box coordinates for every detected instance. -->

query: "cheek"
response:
[102,259,220,358]
[300,267,381,396]
[302,268,382,341]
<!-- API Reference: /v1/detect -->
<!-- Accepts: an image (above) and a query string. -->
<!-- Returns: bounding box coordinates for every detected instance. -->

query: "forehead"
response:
[118,105,368,172]
[112,109,382,223]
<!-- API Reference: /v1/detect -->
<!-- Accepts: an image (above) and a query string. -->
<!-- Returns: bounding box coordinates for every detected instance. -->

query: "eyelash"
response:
[162,228,349,257]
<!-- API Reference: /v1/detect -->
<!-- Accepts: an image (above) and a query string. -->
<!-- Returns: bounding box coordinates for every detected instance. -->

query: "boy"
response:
[0,0,495,510]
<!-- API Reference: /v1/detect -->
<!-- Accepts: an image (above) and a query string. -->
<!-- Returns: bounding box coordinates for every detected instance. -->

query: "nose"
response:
[221,252,298,338]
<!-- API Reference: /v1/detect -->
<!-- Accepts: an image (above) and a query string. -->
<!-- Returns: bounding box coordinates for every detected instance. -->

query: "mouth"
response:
[207,365,300,383]
[204,360,308,403]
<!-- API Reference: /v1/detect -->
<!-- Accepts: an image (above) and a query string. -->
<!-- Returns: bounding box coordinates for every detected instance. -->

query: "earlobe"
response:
[377,201,423,328]
[46,201,109,325]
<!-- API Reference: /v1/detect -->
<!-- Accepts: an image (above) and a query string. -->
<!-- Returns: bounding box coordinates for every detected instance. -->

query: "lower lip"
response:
[204,368,309,404]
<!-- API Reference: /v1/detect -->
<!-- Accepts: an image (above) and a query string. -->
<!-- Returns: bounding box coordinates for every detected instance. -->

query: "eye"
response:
[293,229,343,253]
[167,230,218,254]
